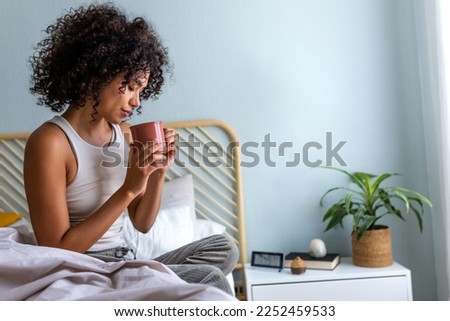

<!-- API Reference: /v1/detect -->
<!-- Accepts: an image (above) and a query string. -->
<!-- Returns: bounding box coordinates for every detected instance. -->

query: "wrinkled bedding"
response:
[0,228,235,301]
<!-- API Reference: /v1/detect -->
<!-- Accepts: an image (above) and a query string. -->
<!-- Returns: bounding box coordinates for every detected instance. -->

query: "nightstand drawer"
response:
[251,275,410,301]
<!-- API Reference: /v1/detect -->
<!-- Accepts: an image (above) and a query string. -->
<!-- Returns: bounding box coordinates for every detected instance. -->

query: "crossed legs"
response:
[154,234,239,295]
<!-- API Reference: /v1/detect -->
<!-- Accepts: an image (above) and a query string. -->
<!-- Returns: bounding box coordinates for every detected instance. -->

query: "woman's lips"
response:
[121,109,131,118]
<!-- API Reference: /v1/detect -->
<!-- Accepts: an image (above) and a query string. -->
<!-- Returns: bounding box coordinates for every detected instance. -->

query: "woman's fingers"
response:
[130,142,163,168]
[163,128,177,155]
[163,128,176,140]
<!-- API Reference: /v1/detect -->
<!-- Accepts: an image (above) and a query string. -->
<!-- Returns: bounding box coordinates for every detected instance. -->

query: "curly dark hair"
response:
[29,3,170,115]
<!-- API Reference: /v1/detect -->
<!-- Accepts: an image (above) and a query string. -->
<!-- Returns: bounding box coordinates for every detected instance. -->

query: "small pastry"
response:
[290,256,307,274]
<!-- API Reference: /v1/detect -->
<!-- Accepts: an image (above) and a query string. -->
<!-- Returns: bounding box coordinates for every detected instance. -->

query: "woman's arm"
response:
[122,123,177,233]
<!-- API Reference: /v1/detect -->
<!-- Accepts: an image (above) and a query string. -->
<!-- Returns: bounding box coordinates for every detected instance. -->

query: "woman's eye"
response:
[128,85,135,92]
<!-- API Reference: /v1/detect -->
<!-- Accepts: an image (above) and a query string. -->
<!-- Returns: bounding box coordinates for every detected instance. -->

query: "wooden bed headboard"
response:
[0,119,247,272]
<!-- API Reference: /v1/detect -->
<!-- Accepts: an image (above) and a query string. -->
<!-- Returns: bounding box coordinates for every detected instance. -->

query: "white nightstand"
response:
[244,257,413,301]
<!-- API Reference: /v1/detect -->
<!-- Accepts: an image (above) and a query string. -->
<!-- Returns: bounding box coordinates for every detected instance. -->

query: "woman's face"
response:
[96,72,149,124]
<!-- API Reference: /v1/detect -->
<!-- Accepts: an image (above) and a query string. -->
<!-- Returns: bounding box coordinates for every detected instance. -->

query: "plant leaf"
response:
[395,187,432,207]
[410,205,424,232]
[356,216,378,239]
[323,203,350,231]
[372,173,399,191]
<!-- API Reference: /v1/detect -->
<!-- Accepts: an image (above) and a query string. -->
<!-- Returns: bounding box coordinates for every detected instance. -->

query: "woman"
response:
[24,3,238,295]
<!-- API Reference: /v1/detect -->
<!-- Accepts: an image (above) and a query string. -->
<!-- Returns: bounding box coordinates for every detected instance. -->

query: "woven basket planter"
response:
[352,225,393,267]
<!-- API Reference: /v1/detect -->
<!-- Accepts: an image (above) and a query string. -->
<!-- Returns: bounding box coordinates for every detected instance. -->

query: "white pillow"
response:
[123,205,195,259]
[123,175,197,259]
[161,175,195,221]
[122,175,228,259]
[194,219,226,241]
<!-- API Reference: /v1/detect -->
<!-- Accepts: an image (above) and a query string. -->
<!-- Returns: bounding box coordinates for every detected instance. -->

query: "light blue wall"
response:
[0,0,436,299]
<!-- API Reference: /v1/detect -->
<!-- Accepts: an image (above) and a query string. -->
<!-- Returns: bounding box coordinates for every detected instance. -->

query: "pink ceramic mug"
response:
[129,121,166,155]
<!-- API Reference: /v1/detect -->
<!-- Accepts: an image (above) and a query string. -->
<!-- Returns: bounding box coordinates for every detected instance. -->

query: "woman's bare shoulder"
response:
[24,121,77,184]
[25,122,70,157]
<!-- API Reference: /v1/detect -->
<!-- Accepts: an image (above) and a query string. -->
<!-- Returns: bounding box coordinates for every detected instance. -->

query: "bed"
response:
[0,119,247,301]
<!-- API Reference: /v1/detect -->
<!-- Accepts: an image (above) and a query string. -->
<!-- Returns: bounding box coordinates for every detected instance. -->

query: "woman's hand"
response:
[122,141,164,196]
[153,128,177,173]
[126,128,176,232]
[158,127,177,172]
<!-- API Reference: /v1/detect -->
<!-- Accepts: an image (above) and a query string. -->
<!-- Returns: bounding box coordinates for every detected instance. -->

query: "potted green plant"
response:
[319,167,432,267]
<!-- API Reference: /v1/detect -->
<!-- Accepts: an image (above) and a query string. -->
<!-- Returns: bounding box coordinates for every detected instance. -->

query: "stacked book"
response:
[284,252,340,270]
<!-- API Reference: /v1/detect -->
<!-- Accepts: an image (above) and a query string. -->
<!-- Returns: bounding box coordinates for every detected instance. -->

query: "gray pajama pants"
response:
[154,234,239,295]
[85,234,239,295]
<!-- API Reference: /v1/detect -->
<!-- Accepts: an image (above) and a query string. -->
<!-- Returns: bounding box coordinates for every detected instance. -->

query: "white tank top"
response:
[48,116,128,251]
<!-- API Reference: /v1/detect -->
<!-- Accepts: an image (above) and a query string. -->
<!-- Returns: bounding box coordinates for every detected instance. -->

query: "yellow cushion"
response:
[0,212,23,227]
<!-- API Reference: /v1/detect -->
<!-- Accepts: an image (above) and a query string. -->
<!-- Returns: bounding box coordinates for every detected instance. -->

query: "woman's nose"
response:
[129,94,140,108]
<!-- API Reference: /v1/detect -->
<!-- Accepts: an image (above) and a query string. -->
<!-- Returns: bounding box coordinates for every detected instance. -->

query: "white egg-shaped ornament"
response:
[309,239,327,258]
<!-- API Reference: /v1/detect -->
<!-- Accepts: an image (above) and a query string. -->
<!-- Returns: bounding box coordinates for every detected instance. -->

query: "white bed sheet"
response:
[0,228,235,301]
